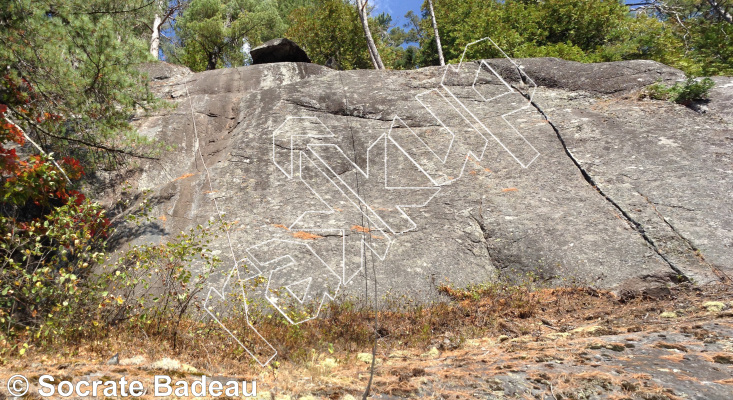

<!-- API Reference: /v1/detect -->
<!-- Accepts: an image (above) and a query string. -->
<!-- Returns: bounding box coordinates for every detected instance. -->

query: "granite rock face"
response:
[125,59,731,310]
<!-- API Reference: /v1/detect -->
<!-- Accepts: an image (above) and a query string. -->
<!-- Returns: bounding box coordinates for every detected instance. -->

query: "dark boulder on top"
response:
[250,38,311,65]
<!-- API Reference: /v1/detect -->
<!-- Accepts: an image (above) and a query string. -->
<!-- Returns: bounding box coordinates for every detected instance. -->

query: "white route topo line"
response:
[200,37,542,366]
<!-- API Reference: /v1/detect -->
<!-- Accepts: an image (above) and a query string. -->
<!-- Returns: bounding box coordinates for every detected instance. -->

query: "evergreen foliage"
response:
[0,0,158,168]
[0,0,158,345]
[173,0,285,71]
[644,77,716,104]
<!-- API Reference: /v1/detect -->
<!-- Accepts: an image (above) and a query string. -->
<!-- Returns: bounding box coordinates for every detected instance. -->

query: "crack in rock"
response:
[511,85,690,281]
[639,191,731,283]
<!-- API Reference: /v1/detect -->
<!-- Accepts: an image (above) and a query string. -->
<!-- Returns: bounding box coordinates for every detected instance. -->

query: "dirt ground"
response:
[1,284,732,399]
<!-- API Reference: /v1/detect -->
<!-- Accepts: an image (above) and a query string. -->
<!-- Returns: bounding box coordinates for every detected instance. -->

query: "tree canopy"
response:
[147,0,733,75]
[414,0,732,75]
[172,0,285,71]
[284,0,374,69]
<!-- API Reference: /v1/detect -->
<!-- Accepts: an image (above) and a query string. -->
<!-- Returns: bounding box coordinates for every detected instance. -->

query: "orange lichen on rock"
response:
[292,231,322,240]
[173,173,195,182]
[351,225,371,233]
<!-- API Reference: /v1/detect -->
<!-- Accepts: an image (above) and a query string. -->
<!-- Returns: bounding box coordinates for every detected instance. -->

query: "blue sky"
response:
[371,0,424,29]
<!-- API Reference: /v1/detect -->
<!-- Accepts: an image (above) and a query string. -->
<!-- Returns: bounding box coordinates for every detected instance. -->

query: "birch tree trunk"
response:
[427,0,445,66]
[355,0,385,70]
[150,13,162,59]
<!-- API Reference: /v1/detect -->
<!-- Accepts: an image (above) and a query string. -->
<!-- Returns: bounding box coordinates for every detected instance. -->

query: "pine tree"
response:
[0,0,158,169]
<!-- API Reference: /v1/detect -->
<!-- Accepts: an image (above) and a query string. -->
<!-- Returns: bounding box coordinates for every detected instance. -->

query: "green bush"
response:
[645,77,715,104]
[98,220,226,348]
[0,197,109,344]
[1,170,227,356]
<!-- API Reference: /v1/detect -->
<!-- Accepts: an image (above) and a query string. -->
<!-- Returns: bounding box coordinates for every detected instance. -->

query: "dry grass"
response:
[8,284,729,369]
[1,283,731,398]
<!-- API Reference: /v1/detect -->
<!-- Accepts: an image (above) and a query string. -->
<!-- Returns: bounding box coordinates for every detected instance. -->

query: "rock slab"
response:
[122,59,732,310]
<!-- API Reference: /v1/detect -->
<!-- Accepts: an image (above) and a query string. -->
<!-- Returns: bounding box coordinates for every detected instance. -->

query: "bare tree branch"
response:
[9,107,160,161]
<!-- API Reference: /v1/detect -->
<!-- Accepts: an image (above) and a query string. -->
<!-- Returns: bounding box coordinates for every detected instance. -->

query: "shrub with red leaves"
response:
[1,102,111,340]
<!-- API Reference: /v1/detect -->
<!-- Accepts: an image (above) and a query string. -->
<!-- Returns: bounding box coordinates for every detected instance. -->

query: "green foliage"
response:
[0,197,109,340]
[639,0,733,76]
[0,130,110,344]
[535,0,629,50]
[644,77,716,104]
[0,1,164,353]
[419,0,661,64]
[283,0,421,70]
[374,12,424,70]
[392,46,422,70]
[174,0,285,71]
[285,0,373,69]
[681,15,733,76]
[0,0,159,170]
[413,0,731,75]
[0,174,229,355]
[278,0,316,18]
[99,220,225,346]
[1,100,110,345]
